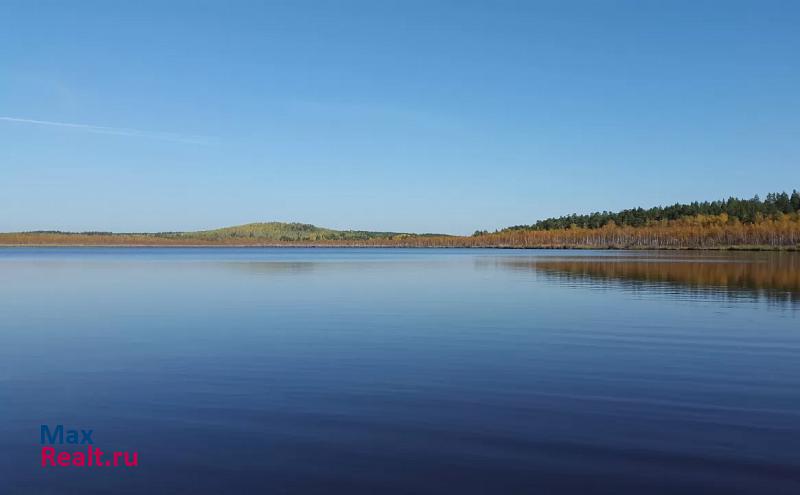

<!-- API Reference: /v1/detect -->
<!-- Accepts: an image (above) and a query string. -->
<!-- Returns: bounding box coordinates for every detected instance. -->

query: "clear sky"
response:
[1,0,798,235]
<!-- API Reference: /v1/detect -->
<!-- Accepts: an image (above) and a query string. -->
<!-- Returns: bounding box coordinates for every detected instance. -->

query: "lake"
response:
[1,248,799,494]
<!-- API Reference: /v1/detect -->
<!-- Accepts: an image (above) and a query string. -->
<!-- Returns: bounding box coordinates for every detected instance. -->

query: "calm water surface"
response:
[1,248,799,494]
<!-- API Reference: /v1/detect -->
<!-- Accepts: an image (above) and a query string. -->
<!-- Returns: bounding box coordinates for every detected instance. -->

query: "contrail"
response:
[0,116,211,144]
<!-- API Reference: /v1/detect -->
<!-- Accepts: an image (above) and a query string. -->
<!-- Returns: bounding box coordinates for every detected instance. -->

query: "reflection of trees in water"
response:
[492,254,800,306]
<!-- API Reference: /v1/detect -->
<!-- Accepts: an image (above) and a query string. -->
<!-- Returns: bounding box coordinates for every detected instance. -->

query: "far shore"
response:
[1,243,797,251]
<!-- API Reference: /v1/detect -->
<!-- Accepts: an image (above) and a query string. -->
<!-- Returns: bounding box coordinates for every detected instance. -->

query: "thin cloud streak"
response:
[0,116,212,144]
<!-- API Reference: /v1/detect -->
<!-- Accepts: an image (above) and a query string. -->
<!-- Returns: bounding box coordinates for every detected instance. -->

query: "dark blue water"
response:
[2,248,799,494]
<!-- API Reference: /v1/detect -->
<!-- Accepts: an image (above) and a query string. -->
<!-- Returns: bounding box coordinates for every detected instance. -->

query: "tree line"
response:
[2,191,799,249]
[499,190,800,232]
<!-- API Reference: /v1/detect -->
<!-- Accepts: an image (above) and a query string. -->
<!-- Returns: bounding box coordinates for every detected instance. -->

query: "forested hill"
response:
[2,191,799,249]
[185,222,406,242]
[1,222,434,245]
[500,190,800,232]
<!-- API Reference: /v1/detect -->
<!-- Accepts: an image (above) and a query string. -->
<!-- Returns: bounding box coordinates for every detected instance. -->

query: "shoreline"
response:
[0,244,797,251]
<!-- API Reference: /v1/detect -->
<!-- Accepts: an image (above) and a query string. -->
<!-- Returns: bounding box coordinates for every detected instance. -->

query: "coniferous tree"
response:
[791,190,800,212]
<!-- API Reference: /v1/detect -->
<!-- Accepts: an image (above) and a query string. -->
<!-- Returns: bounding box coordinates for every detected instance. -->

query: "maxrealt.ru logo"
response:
[40,425,138,467]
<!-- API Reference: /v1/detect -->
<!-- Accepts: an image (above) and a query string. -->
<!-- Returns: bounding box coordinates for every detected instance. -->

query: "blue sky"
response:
[1,0,798,234]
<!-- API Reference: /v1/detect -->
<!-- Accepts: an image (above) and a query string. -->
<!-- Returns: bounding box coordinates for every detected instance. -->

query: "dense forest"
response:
[2,191,799,250]
[501,191,800,232]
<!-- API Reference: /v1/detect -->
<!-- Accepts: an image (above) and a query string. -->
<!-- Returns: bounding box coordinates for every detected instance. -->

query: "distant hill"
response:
[1,191,798,249]
[183,222,407,242]
[1,221,444,246]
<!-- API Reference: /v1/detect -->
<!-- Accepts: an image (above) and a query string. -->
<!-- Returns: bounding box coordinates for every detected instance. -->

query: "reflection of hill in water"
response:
[496,253,800,306]
[223,261,319,275]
